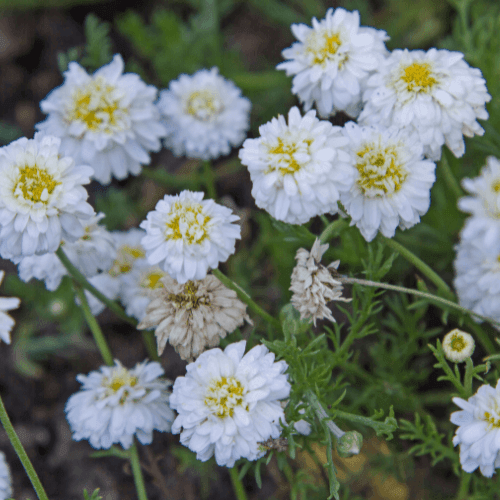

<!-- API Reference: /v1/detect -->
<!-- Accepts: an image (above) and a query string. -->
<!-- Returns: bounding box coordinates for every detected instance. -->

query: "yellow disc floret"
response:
[141,270,165,290]
[165,201,212,245]
[168,281,210,310]
[266,134,313,177]
[204,376,245,418]
[68,76,124,133]
[102,366,138,395]
[305,29,346,68]
[356,143,408,197]
[186,90,224,121]
[401,62,437,93]
[14,165,60,203]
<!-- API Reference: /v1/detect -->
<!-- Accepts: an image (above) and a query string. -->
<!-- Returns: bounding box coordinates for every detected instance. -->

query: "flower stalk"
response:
[129,442,149,500]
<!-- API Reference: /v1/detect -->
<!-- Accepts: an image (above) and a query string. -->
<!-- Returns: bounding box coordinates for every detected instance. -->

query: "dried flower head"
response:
[138,274,251,361]
[290,238,350,325]
[443,329,475,363]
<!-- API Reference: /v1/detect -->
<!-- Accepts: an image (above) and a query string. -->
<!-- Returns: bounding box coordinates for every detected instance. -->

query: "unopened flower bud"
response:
[443,329,475,363]
[337,430,363,458]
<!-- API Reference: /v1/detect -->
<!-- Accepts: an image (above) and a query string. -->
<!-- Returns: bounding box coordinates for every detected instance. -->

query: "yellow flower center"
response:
[68,77,124,133]
[14,165,60,203]
[102,368,138,394]
[492,180,500,193]
[141,270,165,290]
[165,201,212,245]
[305,30,345,67]
[449,334,466,352]
[400,62,437,93]
[109,245,146,277]
[356,143,408,197]
[168,281,209,310]
[484,411,500,428]
[186,90,223,121]
[204,376,245,418]
[121,245,146,260]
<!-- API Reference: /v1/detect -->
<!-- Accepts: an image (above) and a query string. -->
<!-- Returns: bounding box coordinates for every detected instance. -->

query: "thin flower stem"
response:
[129,442,148,500]
[56,247,136,326]
[306,391,345,439]
[379,236,454,297]
[319,218,348,244]
[440,151,464,200]
[455,470,471,500]
[211,269,282,331]
[229,466,248,500]
[142,331,160,362]
[202,160,217,200]
[340,276,498,353]
[74,285,114,366]
[463,318,496,360]
[0,394,50,500]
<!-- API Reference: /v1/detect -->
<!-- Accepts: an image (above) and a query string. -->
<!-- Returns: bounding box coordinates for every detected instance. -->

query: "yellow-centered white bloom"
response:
[65,360,175,450]
[451,379,500,477]
[338,123,436,242]
[290,238,350,325]
[0,134,94,260]
[37,55,166,184]
[169,341,290,467]
[140,190,241,284]
[359,49,491,161]
[0,451,12,500]
[138,274,251,360]
[0,270,20,345]
[158,68,251,159]
[277,8,389,118]
[239,106,351,224]
[443,329,475,363]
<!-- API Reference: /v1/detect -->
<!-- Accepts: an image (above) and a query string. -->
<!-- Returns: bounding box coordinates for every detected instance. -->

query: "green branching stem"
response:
[229,466,248,500]
[340,276,498,354]
[56,247,159,361]
[212,269,282,331]
[129,442,148,500]
[306,391,345,439]
[319,218,348,244]
[378,236,454,298]
[0,394,50,500]
[202,160,217,200]
[74,285,114,366]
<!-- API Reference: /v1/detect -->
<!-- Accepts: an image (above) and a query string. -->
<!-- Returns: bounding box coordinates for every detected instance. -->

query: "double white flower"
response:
[169,341,290,467]
[0,134,94,260]
[37,54,166,184]
[359,48,491,160]
[278,8,389,118]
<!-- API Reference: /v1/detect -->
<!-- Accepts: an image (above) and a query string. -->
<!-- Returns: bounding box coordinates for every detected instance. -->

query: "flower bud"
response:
[443,329,475,363]
[337,430,363,458]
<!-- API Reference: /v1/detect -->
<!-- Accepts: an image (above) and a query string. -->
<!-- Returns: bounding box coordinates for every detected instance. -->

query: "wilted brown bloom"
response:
[289,238,350,326]
[138,274,251,361]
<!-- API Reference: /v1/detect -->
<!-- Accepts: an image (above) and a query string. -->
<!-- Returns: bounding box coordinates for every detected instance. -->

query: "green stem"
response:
[212,269,282,331]
[229,466,248,500]
[379,236,454,297]
[306,391,345,439]
[56,247,137,327]
[455,471,471,500]
[202,160,217,200]
[464,318,496,359]
[341,276,499,329]
[319,218,348,244]
[0,394,50,500]
[142,330,160,362]
[463,358,474,398]
[440,151,463,200]
[74,285,114,366]
[129,442,148,500]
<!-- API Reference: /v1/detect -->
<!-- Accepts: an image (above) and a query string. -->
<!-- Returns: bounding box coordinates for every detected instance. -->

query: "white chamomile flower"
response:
[454,227,500,324]
[0,271,20,344]
[120,263,167,322]
[277,8,389,118]
[158,68,251,160]
[443,329,475,363]
[239,106,351,224]
[451,379,500,477]
[37,54,166,184]
[359,48,491,161]
[169,340,290,467]
[65,360,175,450]
[458,156,500,242]
[17,213,117,291]
[338,123,436,242]
[0,133,94,260]
[0,451,12,500]
[109,229,147,278]
[140,190,241,284]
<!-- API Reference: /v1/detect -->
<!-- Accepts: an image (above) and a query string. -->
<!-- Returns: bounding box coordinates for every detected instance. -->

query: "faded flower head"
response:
[443,329,475,363]
[290,238,350,325]
[0,451,12,500]
[451,379,500,477]
[65,360,175,449]
[138,274,251,360]
[0,270,20,345]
